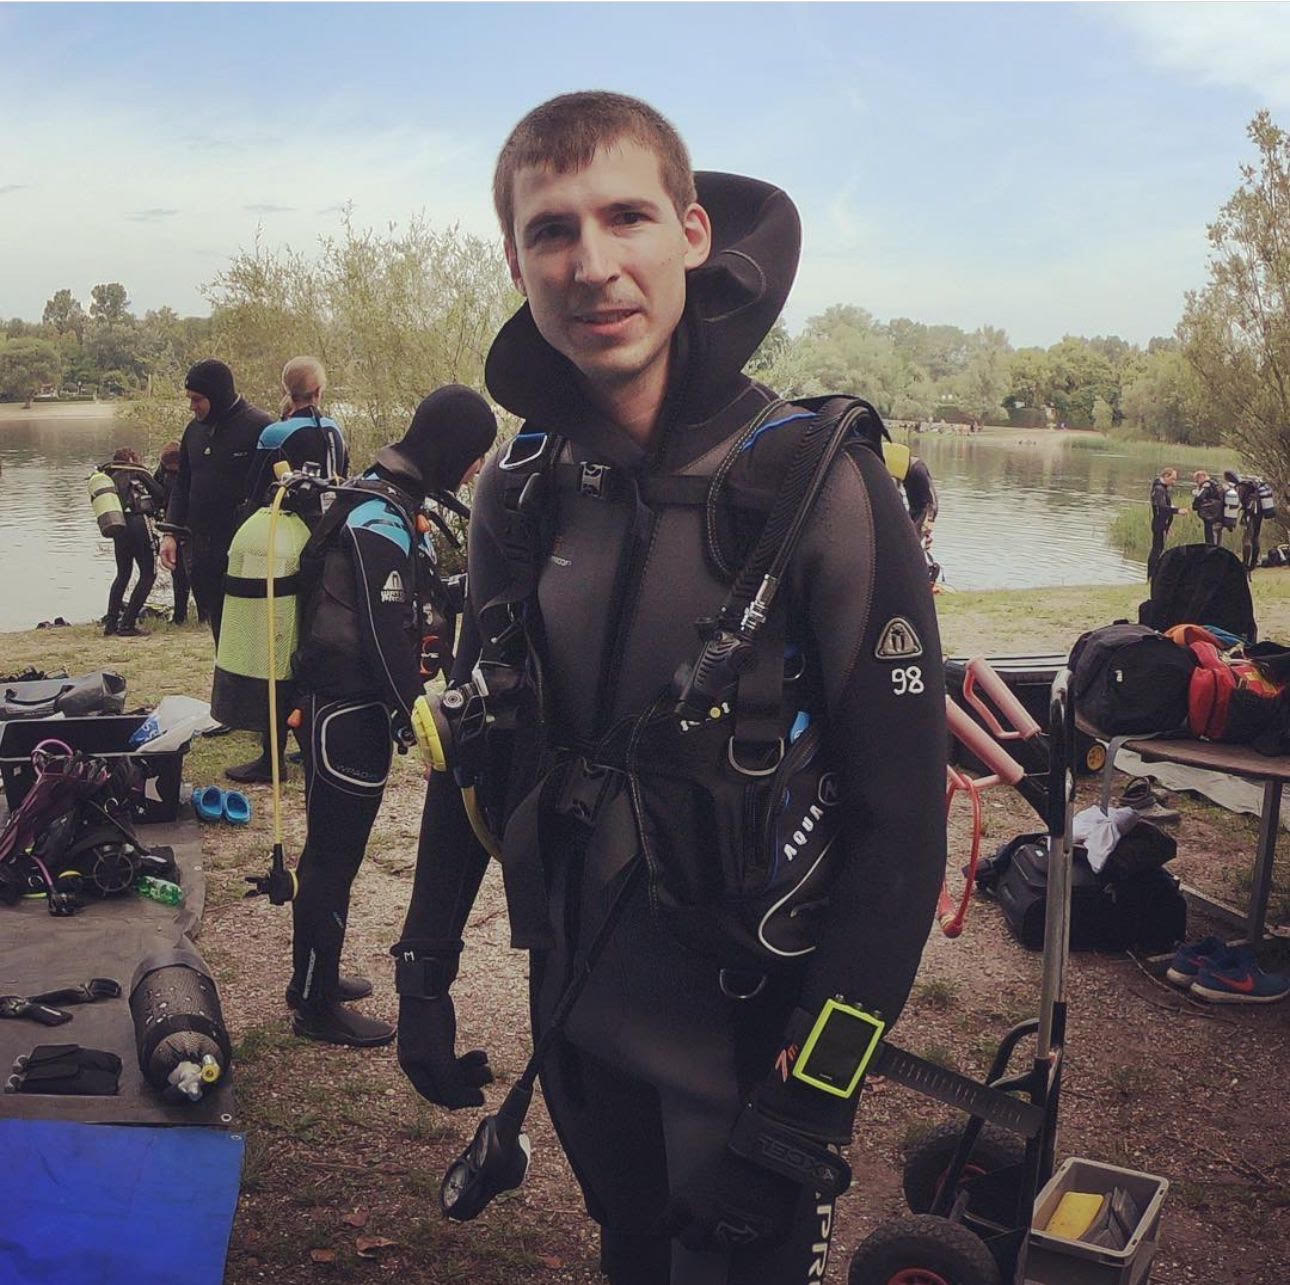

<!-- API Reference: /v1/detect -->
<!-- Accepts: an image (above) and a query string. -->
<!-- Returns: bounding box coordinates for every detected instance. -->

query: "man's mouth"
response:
[573,308,639,327]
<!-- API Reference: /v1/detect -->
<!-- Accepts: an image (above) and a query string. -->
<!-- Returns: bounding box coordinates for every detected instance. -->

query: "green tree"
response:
[1006,347,1051,411]
[1180,110,1290,494]
[0,337,62,405]
[89,282,131,324]
[200,211,518,462]
[42,288,86,339]
[84,320,147,387]
[1120,346,1221,444]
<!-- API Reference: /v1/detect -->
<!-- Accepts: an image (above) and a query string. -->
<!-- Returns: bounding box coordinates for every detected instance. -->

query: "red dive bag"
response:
[1187,639,1286,744]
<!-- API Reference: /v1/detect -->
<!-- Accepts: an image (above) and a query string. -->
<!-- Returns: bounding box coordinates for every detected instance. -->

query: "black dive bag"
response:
[1068,623,1195,736]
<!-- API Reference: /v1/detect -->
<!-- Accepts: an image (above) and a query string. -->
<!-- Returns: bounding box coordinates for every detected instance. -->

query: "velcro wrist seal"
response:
[390,939,461,999]
[727,1104,852,1199]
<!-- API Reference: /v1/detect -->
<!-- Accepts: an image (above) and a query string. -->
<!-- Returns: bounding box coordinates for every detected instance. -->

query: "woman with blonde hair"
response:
[241,356,348,513]
[226,356,350,784]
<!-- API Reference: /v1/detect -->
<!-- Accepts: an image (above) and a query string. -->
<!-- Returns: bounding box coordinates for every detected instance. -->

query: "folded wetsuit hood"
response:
[484,171,801,469]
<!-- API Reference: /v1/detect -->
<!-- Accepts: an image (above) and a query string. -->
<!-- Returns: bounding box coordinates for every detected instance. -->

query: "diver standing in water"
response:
[397,93,944,1282]
[285,388,495,1047]
[103,448,166,637]
[1147,466,1179,581]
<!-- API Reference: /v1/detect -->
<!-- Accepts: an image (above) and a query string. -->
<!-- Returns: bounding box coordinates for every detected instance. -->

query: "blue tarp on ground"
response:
[0,1119,244,1285]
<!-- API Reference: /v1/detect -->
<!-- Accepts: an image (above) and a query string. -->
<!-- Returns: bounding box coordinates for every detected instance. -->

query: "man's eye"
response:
[531,224,569,244]
[616,211,647,226]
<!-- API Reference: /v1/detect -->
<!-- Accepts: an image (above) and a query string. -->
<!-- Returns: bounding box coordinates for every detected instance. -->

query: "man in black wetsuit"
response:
[902,456,938,535]
[394,92,945,1284]
[159,359,273,641]
[287,387,495,1046]
[1147,466,1179,581]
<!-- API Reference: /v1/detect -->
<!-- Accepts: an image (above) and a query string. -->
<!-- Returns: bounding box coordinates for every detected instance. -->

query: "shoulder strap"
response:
[676,397,886,739]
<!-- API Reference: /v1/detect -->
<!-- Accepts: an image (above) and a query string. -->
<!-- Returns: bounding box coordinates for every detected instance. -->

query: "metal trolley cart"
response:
[847,667,1168,1285]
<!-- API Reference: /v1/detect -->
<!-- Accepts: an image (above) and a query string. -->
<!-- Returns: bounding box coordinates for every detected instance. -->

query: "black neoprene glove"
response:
[391,941,493,1110]
[660,1007,858,1255]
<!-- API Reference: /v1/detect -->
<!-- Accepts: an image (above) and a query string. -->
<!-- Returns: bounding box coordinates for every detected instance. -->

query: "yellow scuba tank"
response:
[882,440,911,482]
[88,468,126,538]
[211,499,313,732]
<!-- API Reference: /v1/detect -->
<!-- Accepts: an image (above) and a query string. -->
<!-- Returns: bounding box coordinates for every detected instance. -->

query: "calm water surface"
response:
[0,412,1165,632]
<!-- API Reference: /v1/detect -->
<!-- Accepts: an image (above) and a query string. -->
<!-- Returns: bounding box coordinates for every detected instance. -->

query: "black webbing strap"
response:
[224,573,302,600]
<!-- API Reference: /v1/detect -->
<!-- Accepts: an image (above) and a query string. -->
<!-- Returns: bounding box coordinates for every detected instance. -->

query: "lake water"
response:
[0,411,1165,633]
[915,432,1154,591]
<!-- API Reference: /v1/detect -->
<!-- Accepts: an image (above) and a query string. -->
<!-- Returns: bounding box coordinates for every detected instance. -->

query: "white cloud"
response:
[1107,3,1290,107]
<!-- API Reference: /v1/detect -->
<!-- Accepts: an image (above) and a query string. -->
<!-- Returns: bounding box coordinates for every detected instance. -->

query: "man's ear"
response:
[504,240,526,295]
[681,202,713,270]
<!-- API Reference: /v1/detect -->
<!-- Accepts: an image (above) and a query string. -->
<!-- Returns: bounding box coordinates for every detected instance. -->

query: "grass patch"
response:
[919,1043,958,1071]
[914,978,959,1010]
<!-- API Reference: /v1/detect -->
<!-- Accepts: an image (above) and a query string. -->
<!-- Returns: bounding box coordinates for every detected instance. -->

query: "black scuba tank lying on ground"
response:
[129,947,231,1103]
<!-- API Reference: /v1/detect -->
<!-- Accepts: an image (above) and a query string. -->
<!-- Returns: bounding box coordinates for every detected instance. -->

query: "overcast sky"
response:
[3,2,1289,348]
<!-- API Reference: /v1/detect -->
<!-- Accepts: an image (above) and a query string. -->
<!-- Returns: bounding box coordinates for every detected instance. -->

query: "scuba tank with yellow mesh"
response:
[210,469,320,732]
[88,469,126,538]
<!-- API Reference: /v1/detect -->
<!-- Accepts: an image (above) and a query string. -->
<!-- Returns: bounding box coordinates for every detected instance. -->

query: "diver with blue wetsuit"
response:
[286,388,496,1047]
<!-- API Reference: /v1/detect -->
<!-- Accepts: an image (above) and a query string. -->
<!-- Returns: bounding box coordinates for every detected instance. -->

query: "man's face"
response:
[187,390,211,421]
[505,137,711,402]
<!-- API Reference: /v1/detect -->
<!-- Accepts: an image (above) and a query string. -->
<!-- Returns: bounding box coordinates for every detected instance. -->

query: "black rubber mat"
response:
[0,815,235,1125]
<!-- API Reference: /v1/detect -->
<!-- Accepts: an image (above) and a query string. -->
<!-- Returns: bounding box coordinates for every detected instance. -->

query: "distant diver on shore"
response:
[1147,466,1179,581]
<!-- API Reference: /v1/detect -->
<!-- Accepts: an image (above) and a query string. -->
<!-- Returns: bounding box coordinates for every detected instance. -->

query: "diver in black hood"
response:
[160,359,273,641]
[395,92,945,1282]
[285,387,496,1047]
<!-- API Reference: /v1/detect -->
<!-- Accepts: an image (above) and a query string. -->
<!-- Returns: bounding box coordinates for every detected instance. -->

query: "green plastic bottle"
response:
[135,875,184,906]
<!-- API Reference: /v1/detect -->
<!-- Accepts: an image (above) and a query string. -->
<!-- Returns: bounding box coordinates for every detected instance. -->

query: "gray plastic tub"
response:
[1025,1156,1169,1285]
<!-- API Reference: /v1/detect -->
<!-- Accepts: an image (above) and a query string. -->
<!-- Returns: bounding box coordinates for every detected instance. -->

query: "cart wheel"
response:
[903,1122,1026,1214]
[848,1215,1001,1285]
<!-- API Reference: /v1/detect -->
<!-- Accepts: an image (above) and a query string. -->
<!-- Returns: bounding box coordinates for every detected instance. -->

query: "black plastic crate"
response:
[945,654,1102,777]
[0,715,186,823]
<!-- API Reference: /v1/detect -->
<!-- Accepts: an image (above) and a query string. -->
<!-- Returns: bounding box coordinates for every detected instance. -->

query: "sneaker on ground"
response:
[1190,947,1290,1004]
[1119,777,1180,824]
[1166,935,1228,986]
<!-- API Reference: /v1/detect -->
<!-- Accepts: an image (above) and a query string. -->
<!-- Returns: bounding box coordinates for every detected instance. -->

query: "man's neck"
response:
[583,359,669,451]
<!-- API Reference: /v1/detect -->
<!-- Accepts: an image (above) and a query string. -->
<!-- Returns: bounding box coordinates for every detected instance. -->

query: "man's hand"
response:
[159,534,178,572]
[660,1149,799,1252]
[397,994,493,1109]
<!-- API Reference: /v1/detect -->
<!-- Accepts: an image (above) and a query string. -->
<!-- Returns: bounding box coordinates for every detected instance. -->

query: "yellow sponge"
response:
[1045,1191,1106,1241]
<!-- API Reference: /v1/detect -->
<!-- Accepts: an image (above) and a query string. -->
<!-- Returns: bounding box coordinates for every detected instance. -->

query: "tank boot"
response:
[285,974,373,1009]
[291,999,394,1048]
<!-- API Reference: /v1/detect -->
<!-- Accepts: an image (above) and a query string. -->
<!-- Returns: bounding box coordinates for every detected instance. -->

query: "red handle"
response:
[963,658,1043,742]
[946,699,1025,786]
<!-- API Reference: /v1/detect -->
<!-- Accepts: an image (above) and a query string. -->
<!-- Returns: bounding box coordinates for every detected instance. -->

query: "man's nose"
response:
[572,227,618,286]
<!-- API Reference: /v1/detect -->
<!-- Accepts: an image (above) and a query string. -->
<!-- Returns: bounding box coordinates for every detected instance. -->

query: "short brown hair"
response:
[493,91,696,247]
[112,446,141,465]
